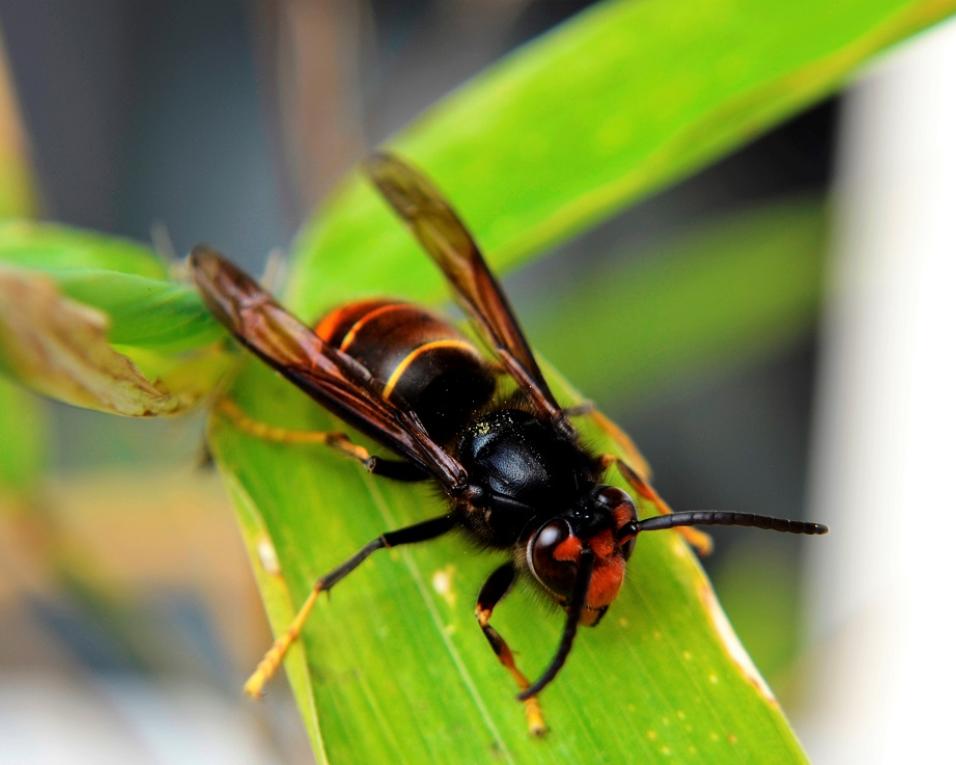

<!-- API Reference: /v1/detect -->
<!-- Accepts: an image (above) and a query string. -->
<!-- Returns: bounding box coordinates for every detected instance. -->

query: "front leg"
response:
[475,563,547,736]
[564,401,653,479]
[567,402,712,553]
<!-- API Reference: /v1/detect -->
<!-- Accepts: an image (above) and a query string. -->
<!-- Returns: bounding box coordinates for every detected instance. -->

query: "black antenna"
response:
[624,511,828,537]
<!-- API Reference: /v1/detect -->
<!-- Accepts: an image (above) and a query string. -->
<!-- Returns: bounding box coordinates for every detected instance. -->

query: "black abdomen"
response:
[315,300,495,443]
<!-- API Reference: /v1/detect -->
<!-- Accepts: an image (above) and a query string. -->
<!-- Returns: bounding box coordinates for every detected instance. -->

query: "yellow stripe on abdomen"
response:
[383,339,478,400]
[338,302,408,352]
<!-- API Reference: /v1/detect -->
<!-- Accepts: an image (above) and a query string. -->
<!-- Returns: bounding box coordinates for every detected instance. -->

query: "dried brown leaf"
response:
[0,267,205,416]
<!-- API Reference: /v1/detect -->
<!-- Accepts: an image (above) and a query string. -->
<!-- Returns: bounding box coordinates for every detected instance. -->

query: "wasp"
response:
[190,153,827,735]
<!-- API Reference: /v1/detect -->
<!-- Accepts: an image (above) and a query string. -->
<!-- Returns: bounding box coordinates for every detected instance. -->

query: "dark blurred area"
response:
[0,1,835,762]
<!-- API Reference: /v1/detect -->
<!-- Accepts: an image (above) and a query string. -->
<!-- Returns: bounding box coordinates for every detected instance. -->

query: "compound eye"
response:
[527,519,579,599]
[593,486,638,558]
[595,486,637,524]
[594,486,630,510]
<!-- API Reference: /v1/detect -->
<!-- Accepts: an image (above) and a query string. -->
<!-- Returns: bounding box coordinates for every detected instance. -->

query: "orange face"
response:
[525,487,638,623]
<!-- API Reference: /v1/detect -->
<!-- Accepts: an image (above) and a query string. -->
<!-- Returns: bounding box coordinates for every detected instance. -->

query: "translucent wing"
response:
[365,152,569,429]
[190,245,468,490]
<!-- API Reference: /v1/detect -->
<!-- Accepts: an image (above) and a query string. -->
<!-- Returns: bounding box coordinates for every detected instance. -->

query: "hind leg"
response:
[214,397,427,481]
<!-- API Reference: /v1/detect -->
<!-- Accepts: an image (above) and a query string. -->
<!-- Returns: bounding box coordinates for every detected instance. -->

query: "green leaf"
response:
[212,361,804,764]
[0,221,167,278]
[0,224,228,414]
[52,270,225,352]
[526,198,826,404]
[0,374,45,496]
[202,1,956,761]
[289,0,955,320]
[0,222,226,352]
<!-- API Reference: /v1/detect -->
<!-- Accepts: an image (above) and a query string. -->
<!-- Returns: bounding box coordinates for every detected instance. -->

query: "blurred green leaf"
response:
[527,199,826,404]
[0,222,225,352]
[213,361,804,765]
[0,375,45,496]
[53,270,224,352]
[0,224,229,414]
[0,221,166,278]
[289,0,954,320]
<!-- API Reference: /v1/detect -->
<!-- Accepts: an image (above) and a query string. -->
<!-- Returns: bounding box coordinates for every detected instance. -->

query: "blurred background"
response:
[0,2,952,763]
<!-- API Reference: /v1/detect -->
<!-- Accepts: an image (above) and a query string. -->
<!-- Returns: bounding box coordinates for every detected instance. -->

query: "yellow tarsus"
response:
[502,649,547,736]
[244,588,320,698]
[477,605,548,736]
[523,695,548,737]
[215,398,371,462]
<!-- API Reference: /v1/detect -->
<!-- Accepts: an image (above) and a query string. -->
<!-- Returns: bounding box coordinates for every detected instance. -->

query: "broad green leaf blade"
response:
[52,270,225,352]
[289,0,955,319]
[0,221,167,278]
[0,224,229,414]
[211,361,805,764]
[223,474,329,764]
[526,199,826,403]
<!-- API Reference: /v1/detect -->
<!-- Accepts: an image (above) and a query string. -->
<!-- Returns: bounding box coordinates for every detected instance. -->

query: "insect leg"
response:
[519,549,594,701]
[601,453,713,554]
[566,401,654,479]
[475,563,547,736]
[244,513,455,698]
[215,397,427,481]
[561,400,596,418]
[564,401,712,552]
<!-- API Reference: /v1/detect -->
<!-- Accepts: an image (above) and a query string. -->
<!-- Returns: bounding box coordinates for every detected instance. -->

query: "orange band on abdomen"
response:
[339,302,407,352]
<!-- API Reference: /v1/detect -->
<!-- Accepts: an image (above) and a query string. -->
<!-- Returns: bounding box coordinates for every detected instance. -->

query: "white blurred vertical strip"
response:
[801,20,956,764]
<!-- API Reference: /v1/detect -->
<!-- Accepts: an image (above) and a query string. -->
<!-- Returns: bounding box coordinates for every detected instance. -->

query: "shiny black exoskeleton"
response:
[192,152,829,733]
[456,408,604,548]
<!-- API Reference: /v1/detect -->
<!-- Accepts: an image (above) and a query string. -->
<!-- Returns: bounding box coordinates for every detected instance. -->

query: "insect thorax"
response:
[456,408,601,548]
